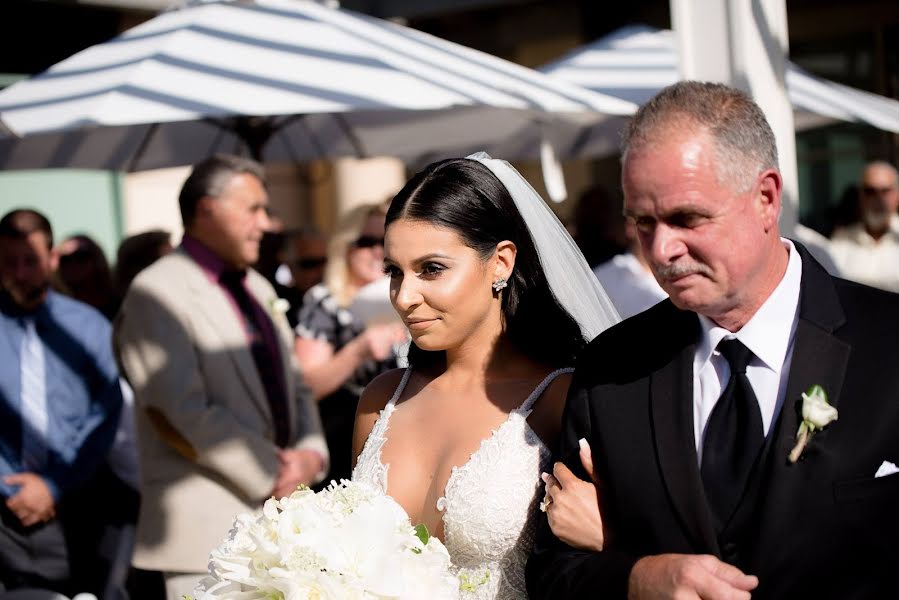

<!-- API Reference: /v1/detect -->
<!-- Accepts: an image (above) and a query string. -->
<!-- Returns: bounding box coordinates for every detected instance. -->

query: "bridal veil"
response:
[467,152,620,342]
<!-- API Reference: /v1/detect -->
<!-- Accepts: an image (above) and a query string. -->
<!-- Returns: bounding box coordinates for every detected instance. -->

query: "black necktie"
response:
[701,338,764,530]
[220,270,290,447]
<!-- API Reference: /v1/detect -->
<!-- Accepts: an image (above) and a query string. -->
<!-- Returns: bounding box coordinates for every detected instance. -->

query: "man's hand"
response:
[4,472,56,527]
[542,438,606,551]
[628,554,758,600]
[272,449,323,498]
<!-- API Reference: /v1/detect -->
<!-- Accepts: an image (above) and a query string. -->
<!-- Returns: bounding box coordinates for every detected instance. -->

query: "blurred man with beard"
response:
[830,161,899,292]
[0,209,122,595]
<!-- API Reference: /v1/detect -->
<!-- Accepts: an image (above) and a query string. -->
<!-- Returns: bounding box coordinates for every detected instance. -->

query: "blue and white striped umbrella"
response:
[539,24,899,157]
[0,0,636,171]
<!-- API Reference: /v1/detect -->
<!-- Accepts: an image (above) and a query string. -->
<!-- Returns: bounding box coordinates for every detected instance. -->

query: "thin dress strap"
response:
[518,367,574,412]
[386,368,413,407]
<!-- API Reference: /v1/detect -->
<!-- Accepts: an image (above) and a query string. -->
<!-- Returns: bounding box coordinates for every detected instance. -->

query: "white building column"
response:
[670,0,798,233]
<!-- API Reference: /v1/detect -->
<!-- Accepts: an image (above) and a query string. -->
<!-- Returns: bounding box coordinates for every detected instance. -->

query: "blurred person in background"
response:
[279,227,329,329]
[287,228,328,297]
[114,155,327,600]
[295,202,407,488]
[830,161,899,292]
[111,228,174,600]
[55,234,119,320]
[569,184,629,269]
[113,229,173,301]
[0,209,123,597]
[255,219,289,294]
[593,217,667,320]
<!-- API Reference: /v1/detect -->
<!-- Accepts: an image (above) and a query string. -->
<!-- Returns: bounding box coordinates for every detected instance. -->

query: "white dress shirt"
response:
[693,240,803,461]
[593,252,668,319]
[830,215,899,293]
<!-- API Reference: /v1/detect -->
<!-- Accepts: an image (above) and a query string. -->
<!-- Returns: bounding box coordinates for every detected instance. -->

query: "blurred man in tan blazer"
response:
[114,155,327,600]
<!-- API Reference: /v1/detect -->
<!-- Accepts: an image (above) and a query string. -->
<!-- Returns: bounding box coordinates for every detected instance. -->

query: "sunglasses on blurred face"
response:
[294,257,327,270]
[353,235,385,249]
[862,185,896,196]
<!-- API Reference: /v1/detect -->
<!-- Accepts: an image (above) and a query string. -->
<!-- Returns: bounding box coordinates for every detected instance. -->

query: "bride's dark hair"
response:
[386,158,586,369]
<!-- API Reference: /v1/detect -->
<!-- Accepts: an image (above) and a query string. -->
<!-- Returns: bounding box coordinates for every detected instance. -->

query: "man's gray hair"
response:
[179,154,266,226]
[621,81,779,192]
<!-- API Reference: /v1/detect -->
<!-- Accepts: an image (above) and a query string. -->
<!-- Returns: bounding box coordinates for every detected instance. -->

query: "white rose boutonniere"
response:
[788,384,838,463]
[268,297,290,319]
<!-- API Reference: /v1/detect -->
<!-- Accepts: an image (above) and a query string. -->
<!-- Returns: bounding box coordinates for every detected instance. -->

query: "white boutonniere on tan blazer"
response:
[268,298,290,320]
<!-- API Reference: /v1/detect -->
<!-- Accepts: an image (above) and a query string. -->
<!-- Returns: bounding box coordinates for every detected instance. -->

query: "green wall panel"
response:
[0,170,122,263]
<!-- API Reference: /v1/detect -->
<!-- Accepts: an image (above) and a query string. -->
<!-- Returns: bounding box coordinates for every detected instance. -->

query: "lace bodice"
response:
[352,368,571,599]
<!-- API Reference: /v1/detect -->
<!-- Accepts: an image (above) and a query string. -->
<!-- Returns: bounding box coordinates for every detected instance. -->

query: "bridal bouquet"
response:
[194,480,459,600]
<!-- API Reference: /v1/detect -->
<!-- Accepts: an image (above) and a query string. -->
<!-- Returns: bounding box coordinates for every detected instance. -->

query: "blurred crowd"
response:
[0,154,895,600]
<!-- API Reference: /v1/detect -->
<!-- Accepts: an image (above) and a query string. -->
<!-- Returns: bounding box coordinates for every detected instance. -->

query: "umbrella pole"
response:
[231,116,276,163]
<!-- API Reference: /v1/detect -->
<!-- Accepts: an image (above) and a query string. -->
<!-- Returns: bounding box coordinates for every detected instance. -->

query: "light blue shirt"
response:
[0,290,123,501]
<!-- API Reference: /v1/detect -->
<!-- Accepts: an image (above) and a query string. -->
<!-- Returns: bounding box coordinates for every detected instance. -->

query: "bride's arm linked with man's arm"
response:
[527,369,640,599]
[533,427,755,600]
[540,438,606,553]
[526,319,759,600]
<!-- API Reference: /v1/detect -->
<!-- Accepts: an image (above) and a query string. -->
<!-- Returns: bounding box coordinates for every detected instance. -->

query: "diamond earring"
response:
[492,278,508,292]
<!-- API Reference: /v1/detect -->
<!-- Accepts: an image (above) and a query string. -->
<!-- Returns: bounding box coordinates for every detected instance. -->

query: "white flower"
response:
[789,384,838,463]
[269,298,290,316]
[195,480,458,600]
[801,385,838,429]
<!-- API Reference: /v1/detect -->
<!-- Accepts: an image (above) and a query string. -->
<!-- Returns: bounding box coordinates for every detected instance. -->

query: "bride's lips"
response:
[406,318,438,331]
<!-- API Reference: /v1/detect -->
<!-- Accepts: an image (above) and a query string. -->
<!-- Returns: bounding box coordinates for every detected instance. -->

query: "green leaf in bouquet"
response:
[414,523,430,545]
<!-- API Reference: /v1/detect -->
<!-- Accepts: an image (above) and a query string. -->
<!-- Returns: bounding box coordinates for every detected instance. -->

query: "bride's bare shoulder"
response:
[527,369,574,449]
[352,368,408,463]
[358,368,408,415]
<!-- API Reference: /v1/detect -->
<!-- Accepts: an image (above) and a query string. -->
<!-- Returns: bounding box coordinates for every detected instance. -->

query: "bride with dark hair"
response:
[352,154,619,598]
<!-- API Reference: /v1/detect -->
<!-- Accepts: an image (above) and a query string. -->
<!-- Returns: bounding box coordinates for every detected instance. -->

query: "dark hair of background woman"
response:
[386,158,585,369]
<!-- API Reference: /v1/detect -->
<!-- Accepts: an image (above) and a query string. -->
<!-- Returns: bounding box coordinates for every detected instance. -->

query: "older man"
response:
[114,155,327,600]
[830,161,899,292]
[528,82,899,599]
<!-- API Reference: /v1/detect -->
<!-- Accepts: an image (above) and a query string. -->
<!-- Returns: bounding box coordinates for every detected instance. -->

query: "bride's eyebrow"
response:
[383,252,453,266]
[412,253,452,263]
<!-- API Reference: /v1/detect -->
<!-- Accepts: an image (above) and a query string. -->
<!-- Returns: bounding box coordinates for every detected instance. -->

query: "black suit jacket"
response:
[527,243,899,599]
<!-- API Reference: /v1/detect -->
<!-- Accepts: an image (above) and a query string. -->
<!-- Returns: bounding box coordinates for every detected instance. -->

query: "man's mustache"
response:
[652,261,713,281]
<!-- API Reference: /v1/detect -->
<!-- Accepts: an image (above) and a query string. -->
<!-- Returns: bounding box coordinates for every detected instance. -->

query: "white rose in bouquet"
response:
[194,480,458,600]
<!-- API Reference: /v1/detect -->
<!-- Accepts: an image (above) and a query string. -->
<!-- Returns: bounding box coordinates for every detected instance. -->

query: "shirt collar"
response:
[0,288,52,322]
[696,239,802,373]
[847,215,899,244]
[181,235,242,283]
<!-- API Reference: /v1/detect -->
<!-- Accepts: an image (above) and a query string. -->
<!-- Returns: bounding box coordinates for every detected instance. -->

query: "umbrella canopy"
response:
[539,24,899,156]
[0,0,635,171]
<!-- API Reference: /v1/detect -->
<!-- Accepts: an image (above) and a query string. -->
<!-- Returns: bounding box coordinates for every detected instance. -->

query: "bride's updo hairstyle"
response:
[386,158,585,368]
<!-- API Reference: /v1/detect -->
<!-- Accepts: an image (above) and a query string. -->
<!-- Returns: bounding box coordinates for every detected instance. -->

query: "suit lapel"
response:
[650,307,720,554]
[749,242,850,562]
[182,255,272,421]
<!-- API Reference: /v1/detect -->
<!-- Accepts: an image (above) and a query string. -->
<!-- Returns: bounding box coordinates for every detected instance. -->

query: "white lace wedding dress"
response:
[353,367,572,599]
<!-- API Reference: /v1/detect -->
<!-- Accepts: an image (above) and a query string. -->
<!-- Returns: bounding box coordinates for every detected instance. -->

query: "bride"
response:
[352,153,619,598]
